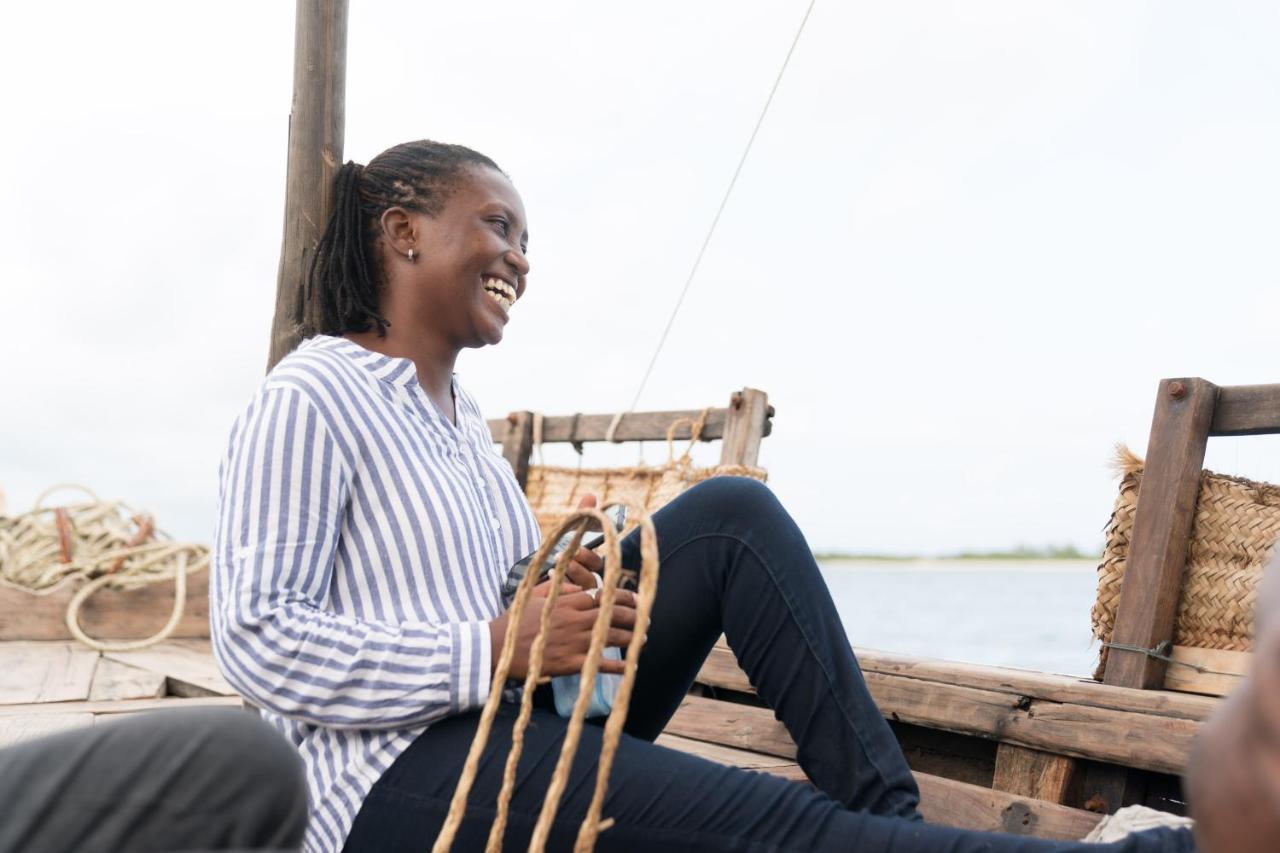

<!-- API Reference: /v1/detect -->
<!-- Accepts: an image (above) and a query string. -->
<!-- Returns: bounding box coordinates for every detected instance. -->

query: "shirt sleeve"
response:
[210,385,493,730]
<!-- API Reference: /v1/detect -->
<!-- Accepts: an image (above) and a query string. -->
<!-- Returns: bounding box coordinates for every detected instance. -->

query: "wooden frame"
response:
[486,388,774,489]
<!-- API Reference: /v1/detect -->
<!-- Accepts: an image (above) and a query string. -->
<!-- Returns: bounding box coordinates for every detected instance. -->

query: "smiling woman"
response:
[207,139,1196,853]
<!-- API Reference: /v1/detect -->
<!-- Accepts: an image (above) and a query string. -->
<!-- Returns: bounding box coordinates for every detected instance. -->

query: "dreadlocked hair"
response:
[303,140,502,338]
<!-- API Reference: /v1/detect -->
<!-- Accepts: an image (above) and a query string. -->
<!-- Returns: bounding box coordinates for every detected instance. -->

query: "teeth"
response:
[483,277,517,304]
[485,290,513,311]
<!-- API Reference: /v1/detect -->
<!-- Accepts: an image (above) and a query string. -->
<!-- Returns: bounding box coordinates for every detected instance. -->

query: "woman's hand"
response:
[489,586,638,680]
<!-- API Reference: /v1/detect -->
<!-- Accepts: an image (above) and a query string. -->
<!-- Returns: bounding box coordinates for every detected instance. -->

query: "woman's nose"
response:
[506,246,530,277]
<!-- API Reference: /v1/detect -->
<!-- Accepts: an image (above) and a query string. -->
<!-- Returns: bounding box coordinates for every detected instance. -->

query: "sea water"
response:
[818,559,1100,677]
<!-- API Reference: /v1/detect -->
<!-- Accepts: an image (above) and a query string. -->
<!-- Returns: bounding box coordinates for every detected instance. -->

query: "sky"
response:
[2,1,1278,555]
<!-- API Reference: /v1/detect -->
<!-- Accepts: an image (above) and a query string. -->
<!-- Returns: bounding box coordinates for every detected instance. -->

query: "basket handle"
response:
[665,408,711,466]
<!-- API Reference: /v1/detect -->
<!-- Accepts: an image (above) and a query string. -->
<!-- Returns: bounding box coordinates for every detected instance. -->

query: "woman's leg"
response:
[342,701,1193,853]
[616,477,918,818]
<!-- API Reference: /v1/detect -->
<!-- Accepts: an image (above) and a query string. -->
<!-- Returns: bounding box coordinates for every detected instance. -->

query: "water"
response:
[819,559,1100,677]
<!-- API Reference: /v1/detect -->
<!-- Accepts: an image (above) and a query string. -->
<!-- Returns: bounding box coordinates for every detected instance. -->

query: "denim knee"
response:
[681,476,781,524]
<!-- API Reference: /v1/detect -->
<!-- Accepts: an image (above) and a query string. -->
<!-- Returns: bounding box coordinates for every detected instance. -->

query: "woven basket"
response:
[1091,446,1280,677]
[524,411,767,540]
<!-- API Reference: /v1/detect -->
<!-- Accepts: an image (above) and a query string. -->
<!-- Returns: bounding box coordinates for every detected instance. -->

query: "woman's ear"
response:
[379,207,417,259]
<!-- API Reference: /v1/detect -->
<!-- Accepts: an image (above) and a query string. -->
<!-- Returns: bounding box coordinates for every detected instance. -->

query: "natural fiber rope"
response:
[431,506,659,853]
[0,484,208,652]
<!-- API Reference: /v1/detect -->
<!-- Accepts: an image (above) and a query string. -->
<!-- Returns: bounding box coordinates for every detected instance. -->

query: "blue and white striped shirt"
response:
[210,335,541,852]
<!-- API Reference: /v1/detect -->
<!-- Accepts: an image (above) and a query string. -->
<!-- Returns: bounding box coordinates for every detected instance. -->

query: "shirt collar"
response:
[306,335,421,388]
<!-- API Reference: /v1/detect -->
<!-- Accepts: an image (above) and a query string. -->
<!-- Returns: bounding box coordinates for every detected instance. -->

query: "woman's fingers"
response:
[573,547,604,573]
[563,560,598,590]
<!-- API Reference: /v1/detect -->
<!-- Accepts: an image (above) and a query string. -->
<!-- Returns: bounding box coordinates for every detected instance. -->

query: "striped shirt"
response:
[210,335,541,852]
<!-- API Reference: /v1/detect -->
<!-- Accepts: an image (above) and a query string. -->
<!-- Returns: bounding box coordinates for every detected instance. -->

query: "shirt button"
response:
[477,477,487,488]
[489,518,501,531]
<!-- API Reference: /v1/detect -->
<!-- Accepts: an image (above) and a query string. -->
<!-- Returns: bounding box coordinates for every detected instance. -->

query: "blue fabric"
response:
[343,478,1194,852]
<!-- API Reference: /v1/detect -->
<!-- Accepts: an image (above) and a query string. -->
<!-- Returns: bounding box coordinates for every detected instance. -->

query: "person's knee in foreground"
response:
[1185,551,1280,852]
[0,707,307,853]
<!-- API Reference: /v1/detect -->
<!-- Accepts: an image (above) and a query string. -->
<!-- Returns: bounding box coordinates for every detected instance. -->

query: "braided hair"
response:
[303,140,502,337]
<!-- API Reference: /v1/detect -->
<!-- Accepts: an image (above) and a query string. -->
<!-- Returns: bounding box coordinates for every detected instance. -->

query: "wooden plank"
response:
[487,408,734,445]
[719,388,770,467]
[697,644,1217,722]
[0,642,98,705]
[266,0,350,369]
[103,641,235,697]
[657,730,1100,840]
[0,712,94,749]
[1104,377,1218,689]
[1162,646,1250,696]
[0,572,210,641]
[672,675,1197,776]
[88,658,167,702]
[655,733,800,770]
[0,696,242,717]
[891,721,996,787]
[915,771,1102,840]
[993,745,1076,803]
[1211,383,1280,436]
[499,411,534,490]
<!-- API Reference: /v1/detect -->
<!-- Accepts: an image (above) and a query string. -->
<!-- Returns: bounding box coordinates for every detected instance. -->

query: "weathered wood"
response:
[1162,646,1249,696]
[0,712,95,749]
[0,695,243,717]
[0,642,98,705]
[914,771,1102,840]
[266,0,350,370]
[1211,383,1280,436]
[88,658,167,702]
[0,572,211,641]
[499,411,535,489]
[720,388,770,467]
[657,728,1100,840]
[488,408,734,445]
[696,644,1217,722]
[1105,377,1218,689]
[993,745,1077,803]
[103,641,235,698]
[673,673,1198,776]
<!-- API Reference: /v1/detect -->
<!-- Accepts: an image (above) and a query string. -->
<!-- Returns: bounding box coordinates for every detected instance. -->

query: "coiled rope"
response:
[432,505,660,853]
[0,484,209,652]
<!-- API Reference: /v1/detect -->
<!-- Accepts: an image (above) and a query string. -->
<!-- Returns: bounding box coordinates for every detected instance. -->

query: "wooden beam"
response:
[266,0,350,371]
[658,718,1101,840]
[720,388,770,467]
[696,644,1218,722]
[0,643,98,705]
[1162,646,1249,697]
[499,411,534,490]
[1211,384,1280,436]
[992,745,1076,804]
[1104,378,1218,689]
[484,406,778,446]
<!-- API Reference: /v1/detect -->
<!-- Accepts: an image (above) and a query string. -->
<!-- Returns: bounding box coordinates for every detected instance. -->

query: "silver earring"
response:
[407,248,417,262]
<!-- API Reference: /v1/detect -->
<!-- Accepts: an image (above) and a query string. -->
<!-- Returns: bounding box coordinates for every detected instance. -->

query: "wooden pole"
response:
[267,0,349,372]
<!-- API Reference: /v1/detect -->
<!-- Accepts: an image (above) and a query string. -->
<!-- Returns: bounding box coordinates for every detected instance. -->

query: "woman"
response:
[211,140,1194,852]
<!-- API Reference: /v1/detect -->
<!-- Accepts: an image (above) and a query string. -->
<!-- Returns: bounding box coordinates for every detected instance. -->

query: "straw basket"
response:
[1091,446,1280,677]
[524,411,768,540]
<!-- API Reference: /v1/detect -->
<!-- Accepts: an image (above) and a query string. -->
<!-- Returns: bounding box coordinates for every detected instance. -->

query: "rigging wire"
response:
[620,0,817,416]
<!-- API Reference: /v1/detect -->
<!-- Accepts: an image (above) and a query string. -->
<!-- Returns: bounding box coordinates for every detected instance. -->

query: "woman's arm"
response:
[210,385,492,730]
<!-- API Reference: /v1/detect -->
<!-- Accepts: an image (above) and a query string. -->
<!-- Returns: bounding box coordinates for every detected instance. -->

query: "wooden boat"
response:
[3,1,1273,845]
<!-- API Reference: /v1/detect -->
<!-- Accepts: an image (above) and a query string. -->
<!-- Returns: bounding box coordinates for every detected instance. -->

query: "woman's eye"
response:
[490,218,509,236]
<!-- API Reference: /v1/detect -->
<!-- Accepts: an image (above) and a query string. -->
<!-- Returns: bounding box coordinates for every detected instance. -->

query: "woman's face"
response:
[400,165,530,349]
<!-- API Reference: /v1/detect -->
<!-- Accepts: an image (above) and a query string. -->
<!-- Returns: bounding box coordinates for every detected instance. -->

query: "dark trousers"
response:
[344,478,1193,852]
[0,707,307,853]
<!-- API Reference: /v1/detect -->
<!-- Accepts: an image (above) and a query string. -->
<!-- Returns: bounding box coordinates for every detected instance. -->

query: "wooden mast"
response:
[267,0,350,371]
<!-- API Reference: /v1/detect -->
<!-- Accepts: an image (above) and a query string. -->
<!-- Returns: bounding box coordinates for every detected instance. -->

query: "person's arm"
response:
[209,386,492,730]
[1185,552,1280,852]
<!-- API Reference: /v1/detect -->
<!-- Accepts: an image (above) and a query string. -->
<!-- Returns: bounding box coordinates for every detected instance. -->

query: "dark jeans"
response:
[344,478,1194,852]
[0,707,307,853]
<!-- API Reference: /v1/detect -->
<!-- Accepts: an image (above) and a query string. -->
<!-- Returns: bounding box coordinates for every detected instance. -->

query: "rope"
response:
[0,484,209,652]
[1099,640,1243,679]
[623,0,817,415]
[431,506,660,853]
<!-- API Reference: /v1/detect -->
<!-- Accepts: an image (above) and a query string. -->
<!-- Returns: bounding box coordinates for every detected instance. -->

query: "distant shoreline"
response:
[813,549,1101,563]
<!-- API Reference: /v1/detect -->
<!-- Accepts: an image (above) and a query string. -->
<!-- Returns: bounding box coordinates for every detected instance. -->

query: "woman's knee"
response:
[680,476,782,522]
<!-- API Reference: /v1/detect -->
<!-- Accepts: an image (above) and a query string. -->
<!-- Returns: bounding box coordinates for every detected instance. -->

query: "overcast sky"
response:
[3,1,1278,555]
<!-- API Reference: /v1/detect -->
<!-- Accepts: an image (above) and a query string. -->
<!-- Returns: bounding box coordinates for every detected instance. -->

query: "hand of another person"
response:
[1185,554,1280,852]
